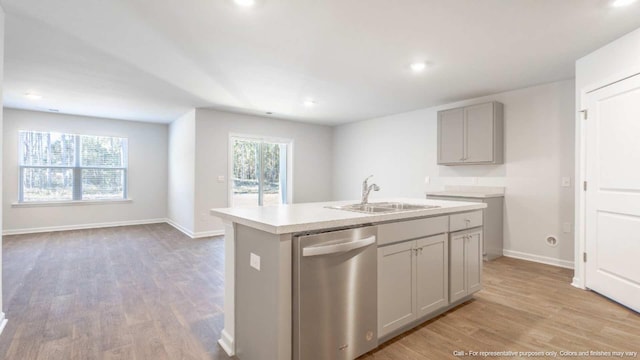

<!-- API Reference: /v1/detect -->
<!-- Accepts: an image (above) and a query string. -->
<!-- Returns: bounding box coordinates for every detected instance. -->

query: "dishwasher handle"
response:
[302,236,376,257]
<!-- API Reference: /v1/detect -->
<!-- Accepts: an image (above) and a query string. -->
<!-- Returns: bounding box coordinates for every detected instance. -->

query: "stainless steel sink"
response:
[328,204,398,213]
[327,202,440,214]
[370,202,440,211]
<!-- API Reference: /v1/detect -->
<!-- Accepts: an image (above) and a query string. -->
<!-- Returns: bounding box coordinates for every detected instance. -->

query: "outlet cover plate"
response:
[250,253,260,271]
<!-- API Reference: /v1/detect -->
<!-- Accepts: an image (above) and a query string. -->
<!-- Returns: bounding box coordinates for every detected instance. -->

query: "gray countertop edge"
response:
[210,203,487,235]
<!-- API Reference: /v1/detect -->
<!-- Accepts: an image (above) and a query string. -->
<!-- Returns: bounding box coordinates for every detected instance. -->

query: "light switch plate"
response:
[561,177,571,187]
[250,253,261,271]
[563,223,572,233]
[217,175,225,183]
[424,176,430,184]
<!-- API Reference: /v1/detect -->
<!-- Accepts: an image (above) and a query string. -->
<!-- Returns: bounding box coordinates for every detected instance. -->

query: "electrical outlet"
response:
[250,253,261,271]
[563,223,572,233]
[561,177,571,187]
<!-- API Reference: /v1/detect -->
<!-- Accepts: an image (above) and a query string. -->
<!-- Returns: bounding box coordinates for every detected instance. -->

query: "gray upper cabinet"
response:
[438,108,465,163]
[438,101,504,165]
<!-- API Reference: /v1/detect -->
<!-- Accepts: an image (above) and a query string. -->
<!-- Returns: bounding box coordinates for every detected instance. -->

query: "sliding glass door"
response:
[230,136,291,207]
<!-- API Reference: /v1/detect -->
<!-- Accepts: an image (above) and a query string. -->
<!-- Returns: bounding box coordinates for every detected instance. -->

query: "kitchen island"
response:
[210,198,487,360]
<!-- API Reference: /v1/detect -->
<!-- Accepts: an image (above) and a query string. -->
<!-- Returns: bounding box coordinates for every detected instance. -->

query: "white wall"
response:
[2,109,168,233]
[0,5,6,332]
[573,27,640,287]
[194,109,333,236]
[333,79,575,267]
[576,27,640,92]
[167,110,196,235]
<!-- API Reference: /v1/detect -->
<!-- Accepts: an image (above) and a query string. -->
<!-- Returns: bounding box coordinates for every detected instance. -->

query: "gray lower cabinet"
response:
[377,240,415,337]
[416,235,449,317]
[378,234,448,338]
[449,228,483,303]
[427,195,503,260]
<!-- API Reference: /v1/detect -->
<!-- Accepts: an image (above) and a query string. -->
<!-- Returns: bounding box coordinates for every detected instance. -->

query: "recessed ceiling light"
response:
[611,0,637,6]
[234,0,255,7]
[303,99,316,107]
[25,93,43,100]
[410,62,427,72]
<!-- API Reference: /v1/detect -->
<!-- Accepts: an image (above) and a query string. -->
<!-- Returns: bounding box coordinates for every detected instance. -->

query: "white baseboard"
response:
[0,312,7,336]
[2,218,167,236]
[165,219,224,239]
[193,230,225,238]
[3,217,225,239]
[218,329,235,356]
[165,218,195,238]
[571,277,586,289]
[502,249,574,269]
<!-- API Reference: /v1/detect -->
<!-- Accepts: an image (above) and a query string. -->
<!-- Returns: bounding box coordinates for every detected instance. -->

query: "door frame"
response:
[227,133,294,207]
[574,65,640,289]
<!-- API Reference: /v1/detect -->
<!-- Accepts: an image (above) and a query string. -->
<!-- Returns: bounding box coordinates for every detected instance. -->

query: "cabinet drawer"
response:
[378,216,448,246]
[449,211,482,232]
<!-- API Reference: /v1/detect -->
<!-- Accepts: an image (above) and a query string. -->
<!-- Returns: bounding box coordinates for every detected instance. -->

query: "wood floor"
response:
[0,224,230,360]
[0,224,638,360]
[364,258,640,360]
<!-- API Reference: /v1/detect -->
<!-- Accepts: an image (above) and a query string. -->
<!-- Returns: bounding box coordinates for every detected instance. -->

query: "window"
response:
[19,131,128,202]
[229,135,291,207]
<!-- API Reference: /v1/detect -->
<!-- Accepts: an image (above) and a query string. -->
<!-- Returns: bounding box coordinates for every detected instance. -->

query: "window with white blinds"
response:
[19,131,128,202]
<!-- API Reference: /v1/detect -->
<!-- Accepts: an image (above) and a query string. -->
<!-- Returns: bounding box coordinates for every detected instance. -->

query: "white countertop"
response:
[426,191,504,199]
[210,198,486,234]
[426,185,505,199]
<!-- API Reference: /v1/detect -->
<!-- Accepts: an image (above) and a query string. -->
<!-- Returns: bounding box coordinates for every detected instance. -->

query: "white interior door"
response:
[584,73,640,312]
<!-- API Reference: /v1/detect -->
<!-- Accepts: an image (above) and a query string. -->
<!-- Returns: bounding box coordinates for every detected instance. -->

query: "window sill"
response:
[12,199,133,208]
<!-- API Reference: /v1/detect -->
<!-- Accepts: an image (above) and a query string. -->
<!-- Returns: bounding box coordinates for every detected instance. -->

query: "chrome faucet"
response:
[361,175,380,204]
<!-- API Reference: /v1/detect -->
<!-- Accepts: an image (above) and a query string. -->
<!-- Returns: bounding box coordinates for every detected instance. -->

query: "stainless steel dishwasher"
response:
[293,225,378,360]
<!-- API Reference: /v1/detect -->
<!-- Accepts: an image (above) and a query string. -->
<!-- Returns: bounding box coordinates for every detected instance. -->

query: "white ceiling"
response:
[3,0,640,125]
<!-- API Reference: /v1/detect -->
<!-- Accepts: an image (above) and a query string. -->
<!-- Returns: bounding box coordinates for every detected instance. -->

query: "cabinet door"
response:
[378,241,416,337]
[416,234,448,318]
[449,232,467,303]
[438,108,465,164]
[465,102,495,163]
[466,230,483,294]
